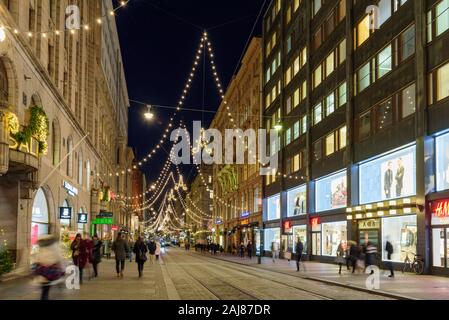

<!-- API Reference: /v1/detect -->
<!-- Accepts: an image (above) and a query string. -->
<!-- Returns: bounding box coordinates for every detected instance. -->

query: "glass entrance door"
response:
[312,232,321,256]
[432,228,448,268]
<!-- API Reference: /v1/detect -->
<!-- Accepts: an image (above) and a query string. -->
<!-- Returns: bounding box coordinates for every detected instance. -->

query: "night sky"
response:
[114,0,267,185]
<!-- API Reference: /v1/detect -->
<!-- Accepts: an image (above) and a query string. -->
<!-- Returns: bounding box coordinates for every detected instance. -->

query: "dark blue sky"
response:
[114,0,267,185]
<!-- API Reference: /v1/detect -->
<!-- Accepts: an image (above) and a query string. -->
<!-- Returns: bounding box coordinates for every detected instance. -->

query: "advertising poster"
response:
[315,171,347,212]
[437,133,449,191]
[287,185,307,217]
[360,145,416,204]
[267,194,281,220]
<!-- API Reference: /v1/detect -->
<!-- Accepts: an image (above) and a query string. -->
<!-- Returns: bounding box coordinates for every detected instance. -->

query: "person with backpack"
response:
[386,239,394,278]
[133,237,148,278]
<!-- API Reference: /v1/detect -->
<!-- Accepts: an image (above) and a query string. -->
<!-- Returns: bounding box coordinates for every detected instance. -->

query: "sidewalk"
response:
[192,250,449,300]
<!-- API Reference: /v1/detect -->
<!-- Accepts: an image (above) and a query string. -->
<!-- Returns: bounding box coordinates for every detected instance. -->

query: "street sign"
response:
[91,217,113,225]
[97,212,113,218]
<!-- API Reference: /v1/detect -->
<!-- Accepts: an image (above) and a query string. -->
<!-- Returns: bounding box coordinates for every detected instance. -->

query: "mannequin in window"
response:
[384,161,393,199]
[395,158,405,197]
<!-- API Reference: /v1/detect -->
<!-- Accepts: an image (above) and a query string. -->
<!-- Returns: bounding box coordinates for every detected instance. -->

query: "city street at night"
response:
[2,0,449,314]
[0,247,394,300]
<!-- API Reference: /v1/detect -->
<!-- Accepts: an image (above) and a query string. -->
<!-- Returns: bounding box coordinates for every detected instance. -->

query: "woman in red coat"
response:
[70,234,90,284]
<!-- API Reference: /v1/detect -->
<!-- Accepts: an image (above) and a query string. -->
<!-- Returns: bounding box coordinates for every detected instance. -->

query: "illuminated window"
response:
[357,62,371,92]
[325,52,335,77]
[313,65,322,88]
[339,126,347,149]
[356,15,370,47]
[325,133,335,156]
[314,103,322,125]
[377,45,392,79]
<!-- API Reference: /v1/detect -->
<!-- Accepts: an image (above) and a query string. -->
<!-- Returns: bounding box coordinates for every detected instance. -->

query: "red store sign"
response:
[431,200,449,218]
[310,217,321,226]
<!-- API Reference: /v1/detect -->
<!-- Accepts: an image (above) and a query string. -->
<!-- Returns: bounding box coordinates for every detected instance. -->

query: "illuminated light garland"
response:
[0,1,131,38]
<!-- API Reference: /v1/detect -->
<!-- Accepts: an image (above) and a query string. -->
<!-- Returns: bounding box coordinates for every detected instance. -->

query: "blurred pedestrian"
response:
[147,239,156,264]
[128,238,134,262]
[239,242,245,258]
[295,239,304,272]
[336,240,347,274]
[92,234,102,278]
[349,241,358,273]
[134,237,148,278]
[32,235,65,300]
[271,241,279,263]
[155,239,161,261]
[247,241,253,259]
[112,232,129,278]
[365,242,377,274]
[70,233,88,284]
[103,236,111,260]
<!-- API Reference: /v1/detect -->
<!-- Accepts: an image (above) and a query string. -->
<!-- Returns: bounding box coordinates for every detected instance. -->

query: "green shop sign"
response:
[91,217,113,225]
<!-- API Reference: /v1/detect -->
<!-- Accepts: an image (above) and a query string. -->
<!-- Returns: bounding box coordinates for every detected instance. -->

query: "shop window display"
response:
[321,221,347,256]
[359,145,416,204]
[31,188,50,254]
[287,185,307,217]
[382,215,417,262]
[264,228,280,251]
[266,194,281,221]
[436,132,449,192]
[315,171,347,213]
[292,225,307,253]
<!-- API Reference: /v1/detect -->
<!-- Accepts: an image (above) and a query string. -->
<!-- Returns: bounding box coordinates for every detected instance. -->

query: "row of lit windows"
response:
[285,150,306,175]
[313,125,347,161]
[285,0,303,26]
[354,0,409,48]
[429,61,449,105]
[285,80,307,115]
[285,115,307,146]
[266,51,281,84]
[313,82,347,126]
[313,39,346,89]
[265,31,278,58]
[265,168,279,186]
[265,80,281,108]
[312,0,345,51]
[355,25,415,94]
[265,0,282,33]
[357,83,416,141]
[285,47,307,86]
[427,0,449,43]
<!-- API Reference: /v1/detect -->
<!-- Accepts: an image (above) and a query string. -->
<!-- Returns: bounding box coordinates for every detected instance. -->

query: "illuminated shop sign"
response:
[284,221,292,231]
[78,213,88,224]
[63,181,78,197]
[432,200,449,218]
[241,211,250,218]
[310,217,320,226]
[240,219,249,226]
[9,135,39,156]
[216,218,223,225]
[59,207,72,220]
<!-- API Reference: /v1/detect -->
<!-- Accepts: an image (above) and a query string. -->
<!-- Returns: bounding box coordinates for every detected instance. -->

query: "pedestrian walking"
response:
[112,232,130,278]
[70,233,89,284]
[239,242,245,259]
[32,235,65,300]
[271,241,279,263]
[385,239,395,278]
[155,239,161,261]
[247,241,253,259]
[348,241,358,274]
[83,234,94,280]
[133,237,148,278]
[364,242,377,274]
[128,239,134,262]
[336,240,347,274]
[147,239,156,264]
[295,239,304,272]
[103,237,111,260]
[91,234,102,278]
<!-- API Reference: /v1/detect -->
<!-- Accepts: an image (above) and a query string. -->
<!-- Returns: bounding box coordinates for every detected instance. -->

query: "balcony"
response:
[7,135,40,174]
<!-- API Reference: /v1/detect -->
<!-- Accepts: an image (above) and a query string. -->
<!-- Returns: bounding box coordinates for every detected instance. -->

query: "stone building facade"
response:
[210,38,263,251]
[0,0,135,273]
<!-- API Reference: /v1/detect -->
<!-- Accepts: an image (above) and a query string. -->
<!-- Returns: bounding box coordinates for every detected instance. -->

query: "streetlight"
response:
[144,105,154,120]
[274,121,283,131]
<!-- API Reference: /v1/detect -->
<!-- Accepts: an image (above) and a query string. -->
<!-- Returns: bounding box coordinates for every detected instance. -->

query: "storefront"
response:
[263,227,280,252]
[266,194,281,221]
[287,185,307,217]
[429,199,449,274]
[31,188,50,254]
[311,170,348,260]
[347,198,418,265]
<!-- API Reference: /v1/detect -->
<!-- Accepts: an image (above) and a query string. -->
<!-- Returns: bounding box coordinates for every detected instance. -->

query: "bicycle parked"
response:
[402,251,424,275]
